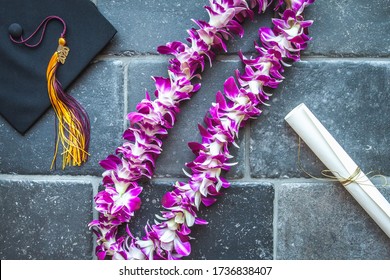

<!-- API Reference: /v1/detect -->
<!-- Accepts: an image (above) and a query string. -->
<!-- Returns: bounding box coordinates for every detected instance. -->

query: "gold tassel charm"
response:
[57,39,70,64]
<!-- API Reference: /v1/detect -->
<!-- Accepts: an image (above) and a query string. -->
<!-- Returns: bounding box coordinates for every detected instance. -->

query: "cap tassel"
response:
[47,37,90,169]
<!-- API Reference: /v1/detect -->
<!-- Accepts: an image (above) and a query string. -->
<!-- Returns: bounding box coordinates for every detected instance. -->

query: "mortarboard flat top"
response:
[0,0,117,134]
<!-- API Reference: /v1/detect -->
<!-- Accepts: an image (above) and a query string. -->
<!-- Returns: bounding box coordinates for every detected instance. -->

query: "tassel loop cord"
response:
[9,15,67,47]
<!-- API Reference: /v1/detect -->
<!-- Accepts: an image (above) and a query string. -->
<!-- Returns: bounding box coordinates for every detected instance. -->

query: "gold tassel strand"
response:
[46,37,90,169]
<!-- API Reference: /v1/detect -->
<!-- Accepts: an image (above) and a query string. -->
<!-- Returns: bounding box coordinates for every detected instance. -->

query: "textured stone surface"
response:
[306,0,390,57]
[250,60,390,178]
[276,181,390,259]
[126,181,274,260]
[127,58,247,179]
[1,0,390,261]
[0,179,93,259]
[0,60,124,176]
[98,0,390,57]
[98,0,273,54]
[190,182,274,260]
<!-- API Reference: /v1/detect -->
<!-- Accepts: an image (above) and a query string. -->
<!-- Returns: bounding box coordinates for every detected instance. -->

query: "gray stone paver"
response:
[0,179,93,259]
[276,182,390,259]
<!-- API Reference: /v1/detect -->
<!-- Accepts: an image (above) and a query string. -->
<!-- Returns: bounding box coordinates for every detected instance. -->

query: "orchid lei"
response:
[90,0,315,260]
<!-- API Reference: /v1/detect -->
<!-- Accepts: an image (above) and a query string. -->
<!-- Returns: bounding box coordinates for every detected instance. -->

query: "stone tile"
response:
[250,60,390,178]
[0,179,93,259]
[99,0,273,54]
[306,0,390,57]
[127,57,169,112]
[190,182,274,260]
[127,58,247,179]
[0,60,124,176]
[276,181,390,259]
[98,0,390,57]
[125,181,274,260]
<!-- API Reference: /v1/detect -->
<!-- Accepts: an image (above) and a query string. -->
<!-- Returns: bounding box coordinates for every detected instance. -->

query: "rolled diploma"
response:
[285,103,390,238]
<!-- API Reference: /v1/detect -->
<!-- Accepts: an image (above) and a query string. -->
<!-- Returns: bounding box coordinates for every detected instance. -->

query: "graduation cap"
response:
[0,0,117,168]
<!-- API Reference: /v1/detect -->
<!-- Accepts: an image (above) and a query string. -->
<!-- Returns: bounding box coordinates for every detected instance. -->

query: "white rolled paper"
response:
[285,103,390,238]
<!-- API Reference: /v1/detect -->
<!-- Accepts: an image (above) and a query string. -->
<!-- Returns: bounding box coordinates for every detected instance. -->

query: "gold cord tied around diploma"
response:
[321,167,362,186]
[297,137,387,187]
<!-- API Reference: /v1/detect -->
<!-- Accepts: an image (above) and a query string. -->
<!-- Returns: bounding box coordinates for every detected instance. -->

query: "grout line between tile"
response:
[0,174,101,182]
[90,178,100,260]
[273,182,279,260]
[243,122,251,180]
[123,61,130,131]
[96,53,390,63]
[1,174,364,185]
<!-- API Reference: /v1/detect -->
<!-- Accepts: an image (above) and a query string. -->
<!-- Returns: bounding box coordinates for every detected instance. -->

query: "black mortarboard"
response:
[0,0,116,169]
[0,0,116,135]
